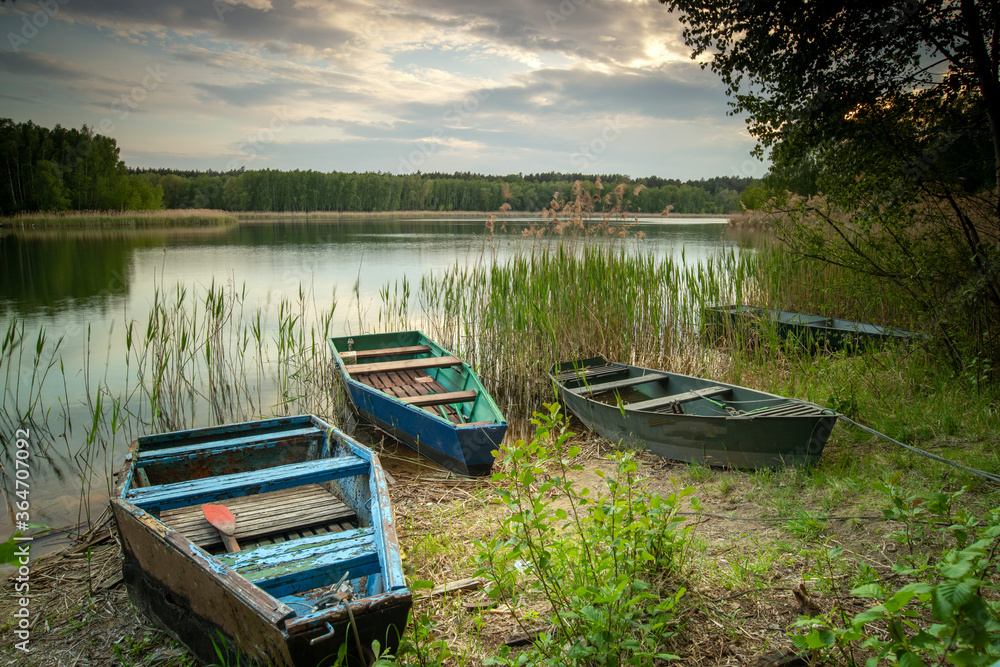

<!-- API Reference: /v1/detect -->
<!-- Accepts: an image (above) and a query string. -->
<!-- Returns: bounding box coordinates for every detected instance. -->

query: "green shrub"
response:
[476,403,697,665]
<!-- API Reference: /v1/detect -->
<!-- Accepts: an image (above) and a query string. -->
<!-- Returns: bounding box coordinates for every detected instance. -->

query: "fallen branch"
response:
[416,577,483,599]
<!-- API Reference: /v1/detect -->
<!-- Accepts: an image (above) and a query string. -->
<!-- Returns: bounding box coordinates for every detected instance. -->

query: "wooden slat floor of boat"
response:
[252,520,359,547]
[745,402,828,418]
[158,484,357,550]
[360,369,466,425]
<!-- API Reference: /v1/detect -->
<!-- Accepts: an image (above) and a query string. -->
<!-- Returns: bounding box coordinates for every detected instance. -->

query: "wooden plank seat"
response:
[126,455,369,514]
[349,356,462,376]
[216,526,380,598]
[136,426,322,463]
[555,364,620,383]
[571,372,670,397]
[627,386,732,412]
[158,484,357,549]
[353,345,431,360]
[399,390,477,408]
[132,415,321,452]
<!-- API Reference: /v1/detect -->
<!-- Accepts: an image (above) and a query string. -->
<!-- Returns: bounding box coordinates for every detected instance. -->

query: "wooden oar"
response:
[202,504,240,552]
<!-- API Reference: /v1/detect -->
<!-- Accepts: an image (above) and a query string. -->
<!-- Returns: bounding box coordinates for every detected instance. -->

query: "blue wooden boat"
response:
[328,331,506,476]
[705,304,925,351]
[551,357,837,469]
[110,415,410,667]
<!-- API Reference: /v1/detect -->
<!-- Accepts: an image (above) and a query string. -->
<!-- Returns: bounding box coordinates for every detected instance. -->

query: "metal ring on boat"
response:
[309,622,337,646]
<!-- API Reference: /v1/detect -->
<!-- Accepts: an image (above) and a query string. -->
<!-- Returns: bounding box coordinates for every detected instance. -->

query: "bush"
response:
[476,403,697,665]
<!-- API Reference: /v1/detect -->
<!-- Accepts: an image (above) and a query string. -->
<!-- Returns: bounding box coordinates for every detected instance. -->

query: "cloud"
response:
[0,0,760,177]
[494,64,728,120]
[191,80,303,107]
[0,50,92,80]
[43,0,363,58]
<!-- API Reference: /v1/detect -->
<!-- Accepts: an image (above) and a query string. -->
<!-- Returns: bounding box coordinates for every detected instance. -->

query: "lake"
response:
[0,213,732,548]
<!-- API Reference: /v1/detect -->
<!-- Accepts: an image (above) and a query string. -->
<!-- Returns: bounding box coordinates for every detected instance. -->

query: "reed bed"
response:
[727,213,920,329]
[375,184,927,420]
[1,280,341,532]
[1,186,941,537]
[2,209,238,227]
[379,184,762,414]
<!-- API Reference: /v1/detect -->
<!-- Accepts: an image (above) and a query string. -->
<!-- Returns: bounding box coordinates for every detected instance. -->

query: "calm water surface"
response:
[0,215,731,546]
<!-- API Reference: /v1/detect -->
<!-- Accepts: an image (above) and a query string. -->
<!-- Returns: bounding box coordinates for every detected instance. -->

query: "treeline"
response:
[133,168,748,214]
[0,119,163,215]
[1,118,752,215]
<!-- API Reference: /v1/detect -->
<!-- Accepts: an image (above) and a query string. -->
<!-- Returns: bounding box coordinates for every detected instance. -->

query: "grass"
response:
[1,209,238,227]
[2,187,999,664]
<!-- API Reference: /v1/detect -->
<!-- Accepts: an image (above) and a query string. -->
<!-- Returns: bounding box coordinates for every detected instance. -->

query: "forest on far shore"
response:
[2,118,753,216]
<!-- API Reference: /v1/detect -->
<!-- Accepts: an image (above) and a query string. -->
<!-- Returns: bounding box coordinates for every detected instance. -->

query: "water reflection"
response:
[0,215,730,544]
[1,217,728,316]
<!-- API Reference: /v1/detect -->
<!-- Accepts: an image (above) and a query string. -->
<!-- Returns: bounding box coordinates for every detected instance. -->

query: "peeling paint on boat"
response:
[110,414,412,666]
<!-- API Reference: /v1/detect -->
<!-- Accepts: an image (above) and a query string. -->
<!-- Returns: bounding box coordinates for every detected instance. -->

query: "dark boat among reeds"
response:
[705,304,925,351]
[328,331,507,476]
[551,357,838,469]
[111,415,410,667]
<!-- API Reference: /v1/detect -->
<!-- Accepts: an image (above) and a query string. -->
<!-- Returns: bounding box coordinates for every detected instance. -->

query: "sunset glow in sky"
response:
[1,0,767,178]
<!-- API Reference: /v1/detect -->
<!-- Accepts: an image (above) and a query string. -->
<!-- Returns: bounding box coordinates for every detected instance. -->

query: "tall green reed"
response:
[1,279,342,536]
[377,183,762,415]
[125,279,340,434]
[1,320,70,441]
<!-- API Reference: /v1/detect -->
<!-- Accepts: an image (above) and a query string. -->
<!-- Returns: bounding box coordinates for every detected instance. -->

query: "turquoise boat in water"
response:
[328,331,507,476]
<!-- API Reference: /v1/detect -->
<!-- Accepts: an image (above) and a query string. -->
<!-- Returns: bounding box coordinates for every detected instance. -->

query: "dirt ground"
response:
[0,429,892,667]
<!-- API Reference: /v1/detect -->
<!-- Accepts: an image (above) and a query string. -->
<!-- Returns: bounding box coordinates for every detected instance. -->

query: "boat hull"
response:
[345,380,506,476]
[705,305,923,351]
[111,415,411,667]
[329,331,506,476]
[552,358,837,469]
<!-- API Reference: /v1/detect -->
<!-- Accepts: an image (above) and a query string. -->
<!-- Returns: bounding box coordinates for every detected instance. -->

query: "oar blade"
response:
[202,503,236,534]
[202,504,240,552]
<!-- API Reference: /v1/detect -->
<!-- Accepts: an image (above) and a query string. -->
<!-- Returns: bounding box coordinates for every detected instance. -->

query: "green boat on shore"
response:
[551,356,838,469]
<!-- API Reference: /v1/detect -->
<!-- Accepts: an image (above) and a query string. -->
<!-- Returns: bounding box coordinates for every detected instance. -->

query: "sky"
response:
[0,0,768,179]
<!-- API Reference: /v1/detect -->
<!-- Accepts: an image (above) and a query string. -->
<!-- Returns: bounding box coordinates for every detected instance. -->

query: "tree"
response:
[32,160,70,211]
[661,0,1000,371]
[660,0,998,191]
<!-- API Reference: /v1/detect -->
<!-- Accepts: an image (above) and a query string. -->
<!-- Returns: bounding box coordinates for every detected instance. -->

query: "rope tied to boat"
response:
[836,414,1000,485]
